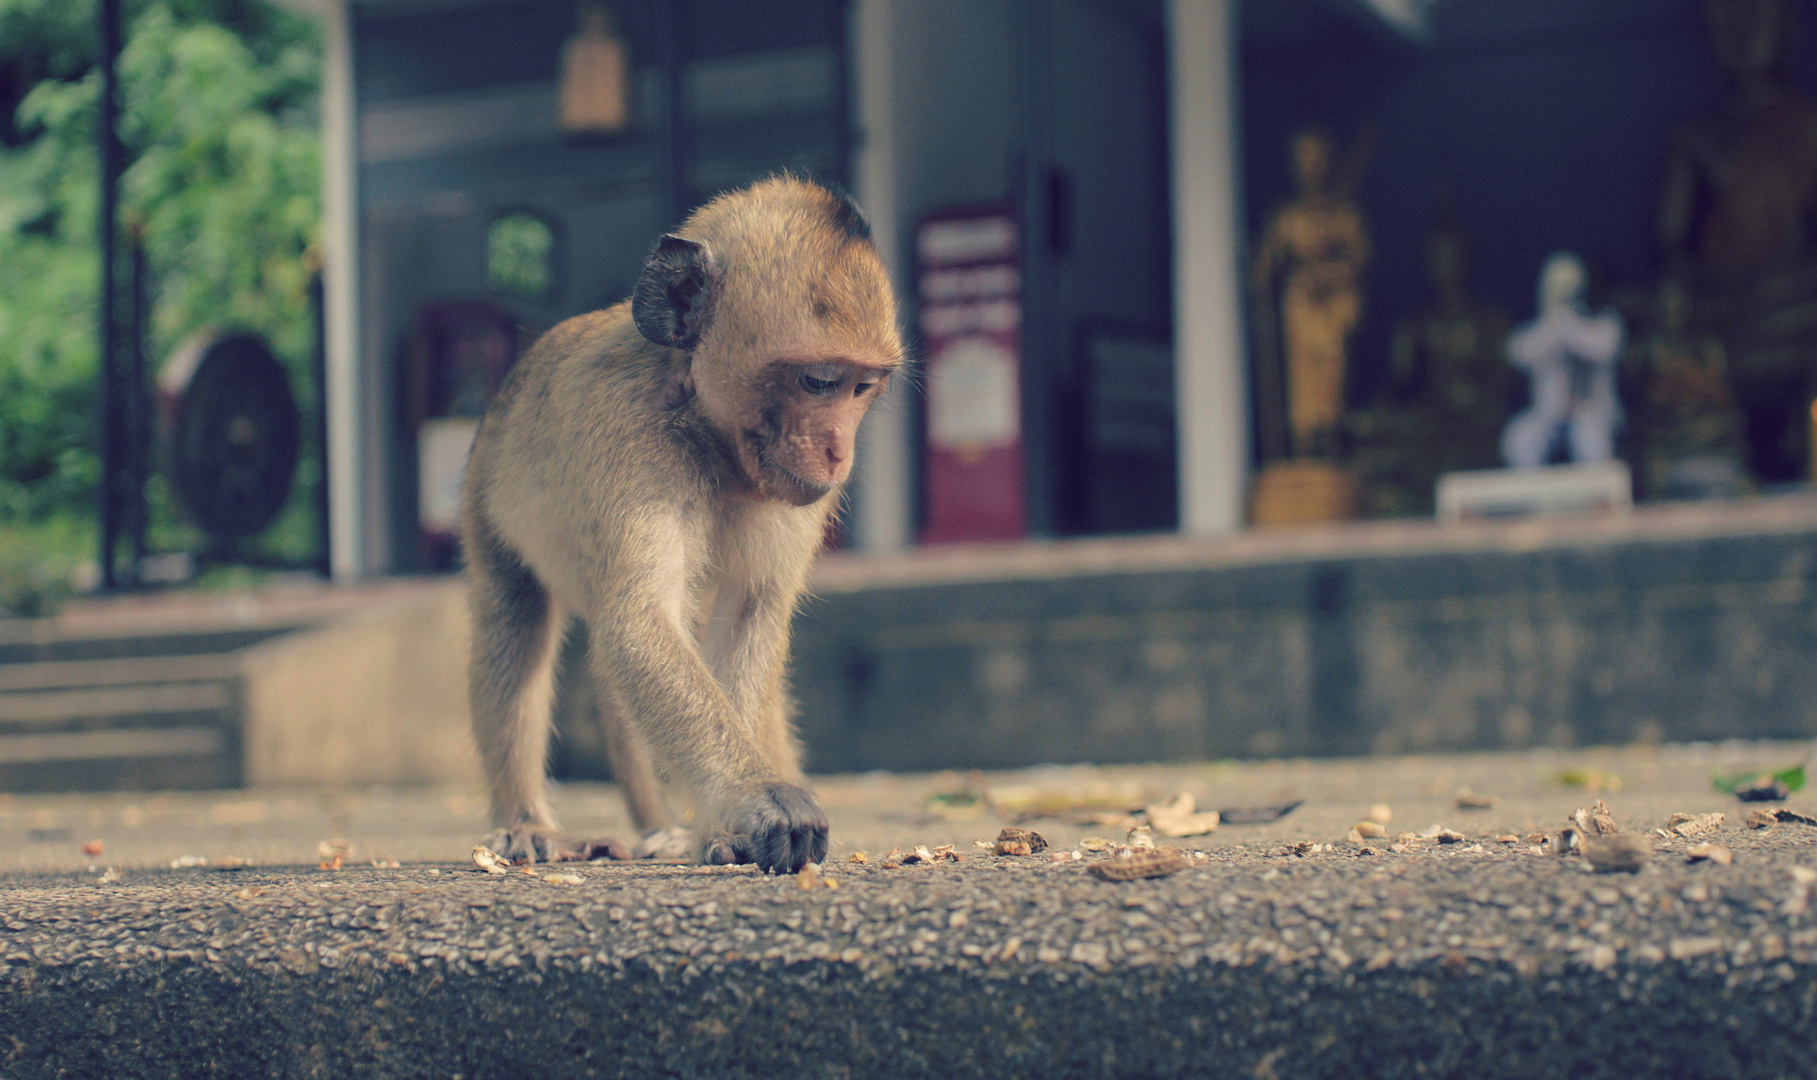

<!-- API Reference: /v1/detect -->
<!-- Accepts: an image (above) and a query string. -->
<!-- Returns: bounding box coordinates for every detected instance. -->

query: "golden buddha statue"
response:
[1252,128,1372,461]
[1658,0,1817,482]
[1349,222,1511,515]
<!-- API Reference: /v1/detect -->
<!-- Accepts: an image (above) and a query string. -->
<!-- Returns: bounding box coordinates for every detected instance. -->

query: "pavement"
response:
[2,741,1816,1078]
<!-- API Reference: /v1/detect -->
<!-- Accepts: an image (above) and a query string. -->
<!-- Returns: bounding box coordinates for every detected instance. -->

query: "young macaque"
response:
[462,177,902,873]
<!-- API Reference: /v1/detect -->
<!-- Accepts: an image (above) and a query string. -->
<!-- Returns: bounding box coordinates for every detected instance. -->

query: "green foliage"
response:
[0,0,321,564]
[488,212,555,299]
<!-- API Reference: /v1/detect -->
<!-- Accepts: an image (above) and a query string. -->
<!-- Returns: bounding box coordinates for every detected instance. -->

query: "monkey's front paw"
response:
[719,783,829,873]
[485,824,560,865]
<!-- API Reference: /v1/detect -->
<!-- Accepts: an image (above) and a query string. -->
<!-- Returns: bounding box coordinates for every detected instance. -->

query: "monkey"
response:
[461,176,902,874]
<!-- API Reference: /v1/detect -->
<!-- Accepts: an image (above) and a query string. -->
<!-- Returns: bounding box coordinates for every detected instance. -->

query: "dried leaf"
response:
[1216,801,1303,825]
[1713,764,1804,799]
[1086,847,1189,881]
[848,851,869,864]
[1144,792,1221,837]
[1557,768,1622,791]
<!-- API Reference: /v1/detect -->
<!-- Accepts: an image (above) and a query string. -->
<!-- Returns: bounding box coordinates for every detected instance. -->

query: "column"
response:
[321,0,365,579]
[1168,0,1250,537]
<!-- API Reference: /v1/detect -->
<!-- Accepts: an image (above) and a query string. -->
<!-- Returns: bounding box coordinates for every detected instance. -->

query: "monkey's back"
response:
[461,302,688,599]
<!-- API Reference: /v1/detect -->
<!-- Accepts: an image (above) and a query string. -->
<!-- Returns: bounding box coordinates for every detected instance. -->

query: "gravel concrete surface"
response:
[2,741,1815,1079]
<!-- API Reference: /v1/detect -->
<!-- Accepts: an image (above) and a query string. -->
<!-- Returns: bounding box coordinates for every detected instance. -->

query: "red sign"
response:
[917,207,1025,543]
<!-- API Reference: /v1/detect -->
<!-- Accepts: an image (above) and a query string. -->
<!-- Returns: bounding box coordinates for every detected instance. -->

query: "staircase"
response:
[0,621,302,791]
[0,579,459,793]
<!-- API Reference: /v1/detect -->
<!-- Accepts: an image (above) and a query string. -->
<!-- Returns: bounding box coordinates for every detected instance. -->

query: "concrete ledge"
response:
[4,848,1815,1080]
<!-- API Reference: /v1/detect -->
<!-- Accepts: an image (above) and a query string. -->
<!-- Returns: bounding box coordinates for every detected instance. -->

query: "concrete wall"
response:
[788,498,1817,773]
[239,582,478,787]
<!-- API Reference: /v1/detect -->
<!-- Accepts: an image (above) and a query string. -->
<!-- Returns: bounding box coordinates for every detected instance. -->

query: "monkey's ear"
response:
[633,235,718,350]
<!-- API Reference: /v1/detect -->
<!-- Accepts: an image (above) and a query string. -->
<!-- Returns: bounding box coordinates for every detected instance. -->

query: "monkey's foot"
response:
[714,783,829,873]
[485,824,561,865]
[632,826,695,860]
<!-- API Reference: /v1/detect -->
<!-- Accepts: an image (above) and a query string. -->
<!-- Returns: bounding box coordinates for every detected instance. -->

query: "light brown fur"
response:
[462,177,901,872]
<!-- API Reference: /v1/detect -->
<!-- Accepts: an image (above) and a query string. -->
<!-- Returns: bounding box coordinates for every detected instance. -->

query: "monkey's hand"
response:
[486,824,562,865]
[703,783,829,873]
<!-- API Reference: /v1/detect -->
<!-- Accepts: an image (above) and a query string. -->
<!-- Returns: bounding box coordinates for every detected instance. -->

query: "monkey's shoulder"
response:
[526,303,640,364]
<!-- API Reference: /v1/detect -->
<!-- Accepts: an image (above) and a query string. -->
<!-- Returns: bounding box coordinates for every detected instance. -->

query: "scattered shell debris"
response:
[471,845,509,875]
[1665,812,1724,839]
[993,827,1049,856]
[1086,846,1190,881]
[1125,826,1155,851]
[1685,843,1733,865]
[1583,833,1652,873]
[1571,800,1620,836]
[1352,820,1387,839]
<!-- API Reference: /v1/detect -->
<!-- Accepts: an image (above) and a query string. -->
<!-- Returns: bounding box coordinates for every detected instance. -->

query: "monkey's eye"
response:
[798,365,844,397]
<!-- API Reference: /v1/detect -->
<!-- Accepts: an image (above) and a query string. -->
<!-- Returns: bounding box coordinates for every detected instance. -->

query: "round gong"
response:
[159,330,301,539]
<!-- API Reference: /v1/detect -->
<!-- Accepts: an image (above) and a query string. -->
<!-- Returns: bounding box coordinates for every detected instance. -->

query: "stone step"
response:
[0,624,297,666]
[0,675,239,791]
[0,654,240,693]
[0,635,259,794]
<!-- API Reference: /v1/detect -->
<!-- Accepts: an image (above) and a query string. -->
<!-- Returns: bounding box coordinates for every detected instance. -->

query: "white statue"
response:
[1500,252,1625,468]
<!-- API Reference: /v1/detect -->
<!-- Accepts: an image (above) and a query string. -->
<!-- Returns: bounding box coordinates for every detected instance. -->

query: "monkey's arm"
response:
[587,524,827,872]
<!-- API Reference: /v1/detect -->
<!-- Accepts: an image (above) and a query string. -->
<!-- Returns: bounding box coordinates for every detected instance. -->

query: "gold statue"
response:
[561,3,631,135]
[1252,128,1372,460]
[1658,0,1817,481]
[1349,222,1511,515]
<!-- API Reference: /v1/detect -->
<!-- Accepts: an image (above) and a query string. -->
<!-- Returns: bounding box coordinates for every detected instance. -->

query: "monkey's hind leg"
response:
[467,529,565,864]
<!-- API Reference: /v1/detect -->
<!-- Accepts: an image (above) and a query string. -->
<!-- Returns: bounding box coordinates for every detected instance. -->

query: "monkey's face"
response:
[702,357,891,506]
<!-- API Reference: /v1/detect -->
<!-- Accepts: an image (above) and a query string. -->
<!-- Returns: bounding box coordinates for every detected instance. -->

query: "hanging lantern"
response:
[560,2,630,135]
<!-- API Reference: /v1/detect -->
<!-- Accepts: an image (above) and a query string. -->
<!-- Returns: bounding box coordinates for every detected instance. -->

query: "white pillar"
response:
[1168,0,1250,537]
[321,0,365,579]
[851,0,914,553]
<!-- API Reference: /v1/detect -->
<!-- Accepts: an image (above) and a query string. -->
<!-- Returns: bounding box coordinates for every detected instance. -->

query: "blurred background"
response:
[0,0,1814,797]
